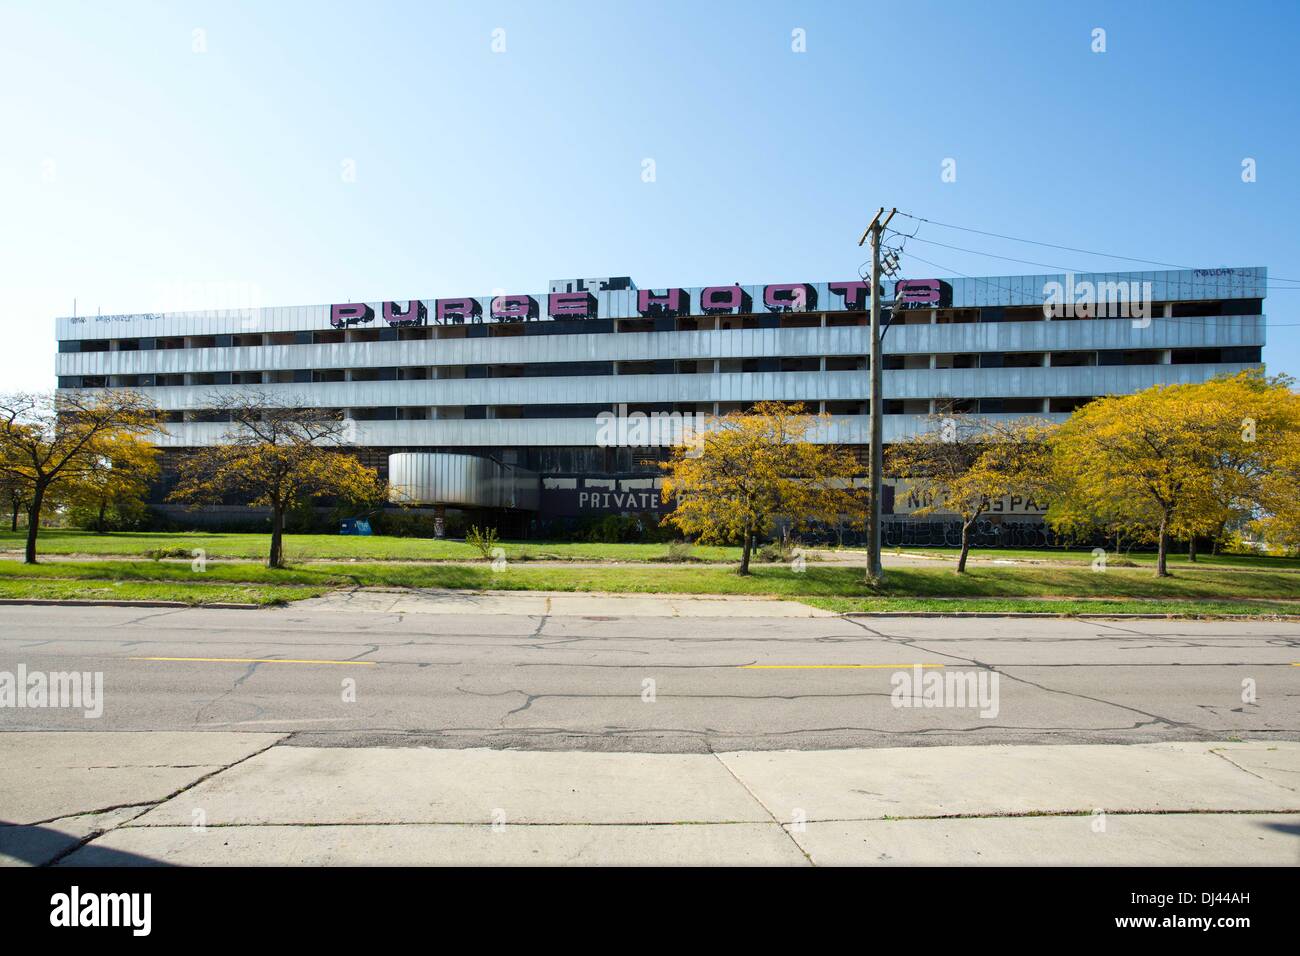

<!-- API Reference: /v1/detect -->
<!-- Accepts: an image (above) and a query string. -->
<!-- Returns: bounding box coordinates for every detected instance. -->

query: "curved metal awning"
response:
[388,452,539,510]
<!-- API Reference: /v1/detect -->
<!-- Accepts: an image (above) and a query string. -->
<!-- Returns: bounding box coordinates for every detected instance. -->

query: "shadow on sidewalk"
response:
[0,820,174,867]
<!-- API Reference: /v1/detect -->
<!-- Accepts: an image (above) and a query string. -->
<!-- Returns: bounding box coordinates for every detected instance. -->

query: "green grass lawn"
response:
[802,597,1299,615]
[7,530,1294,576]
[0,529,740,563]
[0,577,328,606]
[875,546,1300,572]
[2,558,1298,612]
[3,528,1297,617]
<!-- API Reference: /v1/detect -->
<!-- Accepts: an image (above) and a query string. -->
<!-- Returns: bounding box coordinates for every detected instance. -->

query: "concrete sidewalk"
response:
[1,733,1296,866]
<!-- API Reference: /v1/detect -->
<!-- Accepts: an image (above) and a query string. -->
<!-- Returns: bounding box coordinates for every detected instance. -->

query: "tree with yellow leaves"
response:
[1227,373,1300,551]
[0,390,158,563]
[62,431,160,532]
[1046,372,1289,576]
[1254,432,1300,551]
[887,415,1052,573]
[169,394,381,568]
[660,401,867,575]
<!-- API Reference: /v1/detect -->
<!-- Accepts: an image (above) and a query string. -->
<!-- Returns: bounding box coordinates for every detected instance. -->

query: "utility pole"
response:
[858,207,896,584]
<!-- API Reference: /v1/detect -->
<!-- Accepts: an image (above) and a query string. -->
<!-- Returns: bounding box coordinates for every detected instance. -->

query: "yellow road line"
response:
[129,656,376,666]
[742,663,945,670]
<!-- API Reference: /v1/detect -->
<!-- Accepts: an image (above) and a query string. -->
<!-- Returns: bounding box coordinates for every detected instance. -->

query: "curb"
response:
[0,598,263,610]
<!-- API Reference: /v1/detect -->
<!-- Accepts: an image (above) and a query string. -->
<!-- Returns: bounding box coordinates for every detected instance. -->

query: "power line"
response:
[893,210,1300,286]
[890,230,1300,291]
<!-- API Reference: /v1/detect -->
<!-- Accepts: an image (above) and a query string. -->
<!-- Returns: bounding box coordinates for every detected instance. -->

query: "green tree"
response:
[0,467,27,533]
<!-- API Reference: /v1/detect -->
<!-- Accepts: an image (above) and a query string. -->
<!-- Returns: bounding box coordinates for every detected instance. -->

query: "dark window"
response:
[1098,349,1162,366]
[1050,351,1096,367]
[1002,352,1045,368]
[826,356,866,371]
[1049,397,1094,413]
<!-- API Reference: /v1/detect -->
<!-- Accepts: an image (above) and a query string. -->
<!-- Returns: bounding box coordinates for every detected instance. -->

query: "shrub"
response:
[757,536,804,563]
[379,511,442,538]
[466,525,499,559]
[663,541,695,563]
[143,547,193,561]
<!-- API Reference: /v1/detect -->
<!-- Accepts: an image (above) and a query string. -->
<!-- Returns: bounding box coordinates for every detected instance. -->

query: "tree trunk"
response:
[957,520,972,573]
[96,498,107,534]
[24,485,45,565]
[1156,517,1170,577]
[1188,535,1198,563]
[269,506,285,568]
[738,524,753,576]
[9,501,17,533]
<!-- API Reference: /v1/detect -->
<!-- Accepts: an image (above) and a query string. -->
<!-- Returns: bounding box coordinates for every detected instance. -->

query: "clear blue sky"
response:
[3,0,1297,390]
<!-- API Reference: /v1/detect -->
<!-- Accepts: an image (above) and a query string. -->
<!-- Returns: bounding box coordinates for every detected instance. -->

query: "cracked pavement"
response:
[0,604,1296,751]
[1,603,1297,864]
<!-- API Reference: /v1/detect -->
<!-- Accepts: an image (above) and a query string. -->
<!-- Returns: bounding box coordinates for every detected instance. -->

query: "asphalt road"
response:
[1,604,1297,752]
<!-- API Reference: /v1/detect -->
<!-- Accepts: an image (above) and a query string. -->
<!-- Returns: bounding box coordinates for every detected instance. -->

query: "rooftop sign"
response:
[328,281,948,329]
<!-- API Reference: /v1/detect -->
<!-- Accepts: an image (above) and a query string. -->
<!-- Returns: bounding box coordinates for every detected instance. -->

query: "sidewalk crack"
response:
[708,749,814,865]
[1208,746,1298,793]
[40,736,287,866]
